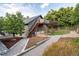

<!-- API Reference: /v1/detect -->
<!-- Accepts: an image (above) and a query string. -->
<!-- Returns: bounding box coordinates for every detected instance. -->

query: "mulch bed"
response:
[1,37,23,48]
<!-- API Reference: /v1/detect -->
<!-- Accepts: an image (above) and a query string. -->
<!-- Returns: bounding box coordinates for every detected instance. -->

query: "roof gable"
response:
[24,15,43,25]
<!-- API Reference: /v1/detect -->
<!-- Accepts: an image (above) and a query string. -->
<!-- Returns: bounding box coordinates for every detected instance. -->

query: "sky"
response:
[0,3,77,17]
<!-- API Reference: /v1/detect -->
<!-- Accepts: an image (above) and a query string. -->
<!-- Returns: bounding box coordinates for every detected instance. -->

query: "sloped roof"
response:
[0,41,9,55]
[24,15,43,25]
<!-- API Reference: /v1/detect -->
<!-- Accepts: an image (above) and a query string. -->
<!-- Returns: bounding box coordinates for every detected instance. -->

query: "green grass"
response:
[43,37,79,56]
[52,30,70,35]
[72,38,79,45]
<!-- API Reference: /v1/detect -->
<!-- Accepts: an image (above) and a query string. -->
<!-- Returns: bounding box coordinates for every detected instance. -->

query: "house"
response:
[23,15,48,37]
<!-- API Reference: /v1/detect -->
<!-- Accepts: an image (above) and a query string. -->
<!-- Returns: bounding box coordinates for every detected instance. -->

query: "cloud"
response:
[0,4,36,17]
[41,3,49,8]
[0,3,76,17]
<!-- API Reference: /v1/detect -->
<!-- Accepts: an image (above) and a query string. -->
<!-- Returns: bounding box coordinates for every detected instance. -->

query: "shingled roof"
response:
[24,15,43,25]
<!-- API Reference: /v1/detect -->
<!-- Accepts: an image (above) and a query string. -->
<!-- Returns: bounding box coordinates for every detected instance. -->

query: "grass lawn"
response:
[43,37,79,56]
[52,30,70,35]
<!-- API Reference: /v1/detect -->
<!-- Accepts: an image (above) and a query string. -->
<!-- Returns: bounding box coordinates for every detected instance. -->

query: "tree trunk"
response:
[13,33,15,37]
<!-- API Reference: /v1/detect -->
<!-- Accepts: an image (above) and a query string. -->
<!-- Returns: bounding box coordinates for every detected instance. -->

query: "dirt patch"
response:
[25,36,48,49]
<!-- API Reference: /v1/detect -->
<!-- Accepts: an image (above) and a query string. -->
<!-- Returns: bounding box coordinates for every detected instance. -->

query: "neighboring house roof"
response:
[0,32,13,37]
[0,32,5,36]
[0,41,9,55]
[44,20,50,24]
[49,20,59,26]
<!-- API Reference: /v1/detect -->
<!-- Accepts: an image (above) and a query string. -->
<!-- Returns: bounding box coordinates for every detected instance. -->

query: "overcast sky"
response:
[0,3,77,17]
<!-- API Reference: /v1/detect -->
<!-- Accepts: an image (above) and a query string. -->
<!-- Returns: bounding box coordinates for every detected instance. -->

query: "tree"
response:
[73,3,79,25]
[72,3,79,32]
[4,12,25,37]
[16,12,25,35]
[58,7,74,26]
[0,17,4,32]
[44,7,74,27]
